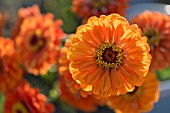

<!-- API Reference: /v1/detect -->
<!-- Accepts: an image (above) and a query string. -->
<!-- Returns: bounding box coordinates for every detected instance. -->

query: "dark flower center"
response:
[142,29,160,47]
[16,110,22,113]
[94,0,107,8]
[29,33,46,52]
[96,43,123,69]
[102,48,116,63]
[30,34,39,46]
[12,101,29,113]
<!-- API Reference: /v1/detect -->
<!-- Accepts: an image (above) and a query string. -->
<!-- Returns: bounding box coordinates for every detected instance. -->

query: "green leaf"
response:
[43,0,81,33]
[0,93,5,113]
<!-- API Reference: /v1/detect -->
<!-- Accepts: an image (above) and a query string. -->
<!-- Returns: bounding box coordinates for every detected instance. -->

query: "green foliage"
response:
[44,0,81,33]
[156,67,170,81]
[0,93,5,113]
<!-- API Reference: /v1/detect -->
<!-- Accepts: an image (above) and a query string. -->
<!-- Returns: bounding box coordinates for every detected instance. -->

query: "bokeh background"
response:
[1,0,170,113]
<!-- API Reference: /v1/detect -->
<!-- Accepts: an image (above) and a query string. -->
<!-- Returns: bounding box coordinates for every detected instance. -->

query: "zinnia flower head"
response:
[0,37,23,92]
[131,11,170,71]
[16,13,65,75]
[4,81,54,113]
[107,72,160,113]
[72,0,129,21]
[10,5,41,39]
[68,14,151,97]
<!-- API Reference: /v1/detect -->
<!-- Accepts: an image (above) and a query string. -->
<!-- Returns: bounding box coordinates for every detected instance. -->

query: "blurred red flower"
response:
[15,13,65,75]
[4,81,54,113]
[0,37,23,92]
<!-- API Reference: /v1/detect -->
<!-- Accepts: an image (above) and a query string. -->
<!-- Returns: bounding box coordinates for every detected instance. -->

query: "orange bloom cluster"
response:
[131,11,170,71]
[59,37,104,112]
[0,3,165,113]
[15,12,65,75]
[4,82,54,113]
[0,37,23,92]
[10,5,40,39]
[68,14,151,97]
[107,72,160,113]
[72,0,129,21]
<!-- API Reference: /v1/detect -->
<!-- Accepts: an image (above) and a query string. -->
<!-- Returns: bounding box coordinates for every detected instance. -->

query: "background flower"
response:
[59,75,104,112]
[107,71,160,113]
[15,13,65,75]
[10,5,41,39]
[72,0,129,22]
[131,11,170,71]
[4,81,54,113]
[0,37,23,92]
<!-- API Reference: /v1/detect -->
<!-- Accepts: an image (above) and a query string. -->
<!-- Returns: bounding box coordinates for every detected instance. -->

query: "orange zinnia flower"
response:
[10,5,40,39]
[59,37,104,112]
[16,13,65,75]
[0,37,23,92]
[67,14,151,96]
[131,11,170,71]
[4,81,54,113]
[107,72,160,113]
[72,0,129,22]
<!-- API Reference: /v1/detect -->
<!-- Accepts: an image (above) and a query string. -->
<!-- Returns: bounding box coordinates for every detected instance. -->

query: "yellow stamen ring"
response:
[95,43,123,69]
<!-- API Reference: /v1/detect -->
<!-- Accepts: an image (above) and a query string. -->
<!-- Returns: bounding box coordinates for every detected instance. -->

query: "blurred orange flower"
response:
[0,37,23,92]
[107,72,160,113]
[72,0,129,22]
[67,14,151,97]
[59,38,71,76]
[16,13,65,75]
[4,81,54,113]
[59,75,104,112]
[59,37,104,112]
[10,5,40,39]
[131,11,170,71]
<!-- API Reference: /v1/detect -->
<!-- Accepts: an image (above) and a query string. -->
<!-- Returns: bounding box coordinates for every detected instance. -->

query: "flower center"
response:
[29,29,46,52]
[96,43,123,69]
[94,0,107,8]
[142,29,160,47]
[12,102,29,113]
